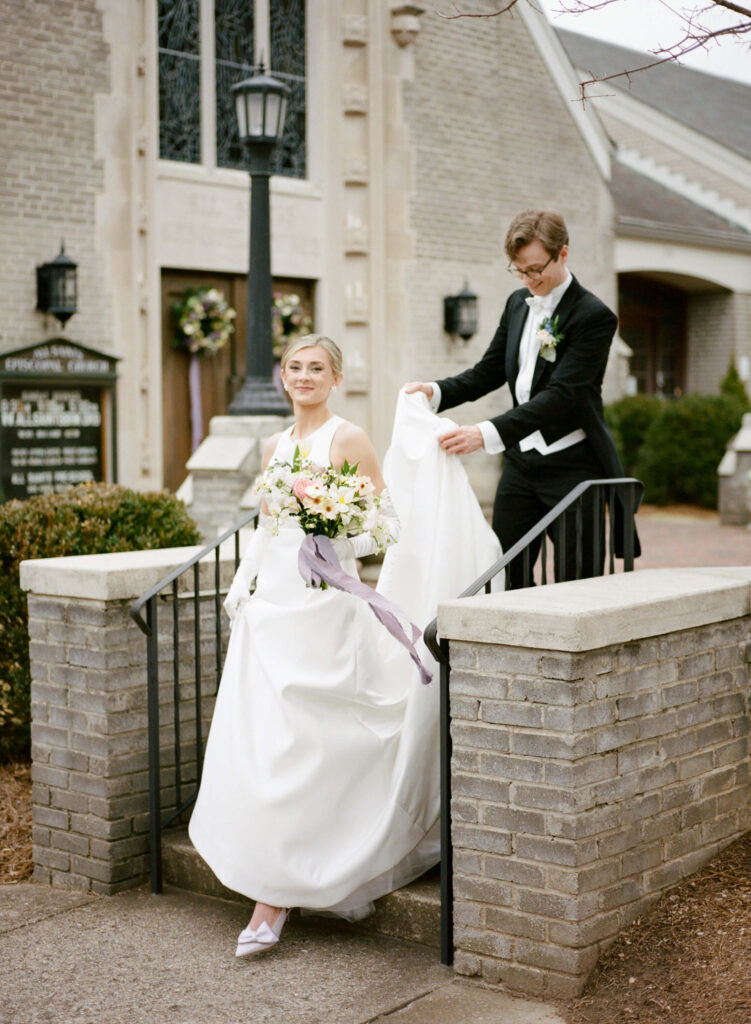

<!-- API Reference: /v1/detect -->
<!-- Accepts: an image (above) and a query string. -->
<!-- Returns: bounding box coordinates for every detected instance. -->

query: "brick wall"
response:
[1,0,113,353]
[686,291,737,394]
[439,567,751,998]
[22,548,233,894]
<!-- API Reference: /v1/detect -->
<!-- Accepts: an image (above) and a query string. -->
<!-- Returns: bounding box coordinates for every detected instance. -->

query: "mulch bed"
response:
[563,831,751,1024]
[0,761,32,884]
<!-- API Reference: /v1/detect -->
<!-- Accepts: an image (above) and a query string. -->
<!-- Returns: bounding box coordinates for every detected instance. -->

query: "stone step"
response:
[162,828,441,948]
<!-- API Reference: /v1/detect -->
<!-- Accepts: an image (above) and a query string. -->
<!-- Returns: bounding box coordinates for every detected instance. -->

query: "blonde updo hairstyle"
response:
[281,334,343,376]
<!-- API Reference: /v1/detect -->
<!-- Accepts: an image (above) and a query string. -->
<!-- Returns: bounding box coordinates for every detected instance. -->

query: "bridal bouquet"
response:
[253,445,397,553]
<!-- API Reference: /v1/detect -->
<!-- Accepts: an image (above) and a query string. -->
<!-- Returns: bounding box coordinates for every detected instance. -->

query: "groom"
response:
[407,208,636,588]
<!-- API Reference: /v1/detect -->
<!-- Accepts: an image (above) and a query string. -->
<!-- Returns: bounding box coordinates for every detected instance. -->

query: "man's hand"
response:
[439,425,484,455]
[404,382,434,400]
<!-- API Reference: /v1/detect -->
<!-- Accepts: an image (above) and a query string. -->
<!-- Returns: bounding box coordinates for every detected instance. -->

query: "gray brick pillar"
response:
[438,567,751,999]
[20,546,235,895]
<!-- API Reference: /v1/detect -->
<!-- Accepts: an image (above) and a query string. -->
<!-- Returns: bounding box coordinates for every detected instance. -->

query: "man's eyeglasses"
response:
[507,254,555,281]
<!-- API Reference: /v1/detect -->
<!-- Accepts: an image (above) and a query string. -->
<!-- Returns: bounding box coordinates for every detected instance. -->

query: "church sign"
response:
[0,341,119,502]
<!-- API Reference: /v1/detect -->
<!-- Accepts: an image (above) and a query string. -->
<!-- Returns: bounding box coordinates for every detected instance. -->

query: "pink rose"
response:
[293,478,314,501]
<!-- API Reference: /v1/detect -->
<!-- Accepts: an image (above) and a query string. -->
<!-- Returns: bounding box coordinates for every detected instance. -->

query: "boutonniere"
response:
[536,315,564,362]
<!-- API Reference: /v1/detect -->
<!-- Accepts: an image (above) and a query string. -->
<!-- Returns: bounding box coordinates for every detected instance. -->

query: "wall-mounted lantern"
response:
[443,282,478,341]
[36,244,77,326]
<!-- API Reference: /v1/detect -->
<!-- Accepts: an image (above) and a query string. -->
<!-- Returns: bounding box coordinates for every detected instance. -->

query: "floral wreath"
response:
[271,292,313,359]
[172,287,236,357]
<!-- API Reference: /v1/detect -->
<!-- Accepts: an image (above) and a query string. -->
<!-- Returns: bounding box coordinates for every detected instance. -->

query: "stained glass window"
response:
[215,0,255,169]
[158,0,201,163]
[157,1,306,177]
[216,0,306,178]
[269,0,306,178]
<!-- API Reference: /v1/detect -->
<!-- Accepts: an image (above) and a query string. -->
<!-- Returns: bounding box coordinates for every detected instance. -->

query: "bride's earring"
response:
[331,385,337,392]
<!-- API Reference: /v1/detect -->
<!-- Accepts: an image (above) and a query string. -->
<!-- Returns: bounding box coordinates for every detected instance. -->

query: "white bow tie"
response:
[525,295,552,318]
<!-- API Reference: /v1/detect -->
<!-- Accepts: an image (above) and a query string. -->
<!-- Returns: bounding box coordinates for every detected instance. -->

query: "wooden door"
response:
[618,275,687,398]
[161,270,247,492]
[161,271,315,492]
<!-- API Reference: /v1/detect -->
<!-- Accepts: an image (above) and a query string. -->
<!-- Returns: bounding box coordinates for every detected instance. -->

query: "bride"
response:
[188,334,500,957]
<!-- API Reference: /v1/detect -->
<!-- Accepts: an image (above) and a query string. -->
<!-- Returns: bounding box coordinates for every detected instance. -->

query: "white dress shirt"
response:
[429,272,586,456]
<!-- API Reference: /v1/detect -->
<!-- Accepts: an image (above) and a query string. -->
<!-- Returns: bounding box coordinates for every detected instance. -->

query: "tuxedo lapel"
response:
[506,295,530,399]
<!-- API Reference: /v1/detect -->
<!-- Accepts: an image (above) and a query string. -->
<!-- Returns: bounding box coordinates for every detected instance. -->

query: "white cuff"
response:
[428,383,441,413]
[478,420,505,454]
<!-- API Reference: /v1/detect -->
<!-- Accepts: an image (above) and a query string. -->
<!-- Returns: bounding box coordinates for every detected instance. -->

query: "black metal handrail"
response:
[131,477,641,959]
[427,477,643,966]
[130,507,259,893]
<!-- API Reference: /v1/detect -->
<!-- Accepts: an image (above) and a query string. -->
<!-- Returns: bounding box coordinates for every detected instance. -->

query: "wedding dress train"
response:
[188,391,501,918]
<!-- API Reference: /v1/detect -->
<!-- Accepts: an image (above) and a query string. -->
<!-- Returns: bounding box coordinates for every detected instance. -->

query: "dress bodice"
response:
[271,415,345,469]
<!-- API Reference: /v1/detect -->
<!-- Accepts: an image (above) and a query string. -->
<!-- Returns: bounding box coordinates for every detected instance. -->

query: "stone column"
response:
[438,567,751,999]
[21,545,236,895]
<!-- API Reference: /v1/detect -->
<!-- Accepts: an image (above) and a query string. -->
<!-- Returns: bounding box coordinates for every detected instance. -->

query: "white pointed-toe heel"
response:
[235,908,288,958]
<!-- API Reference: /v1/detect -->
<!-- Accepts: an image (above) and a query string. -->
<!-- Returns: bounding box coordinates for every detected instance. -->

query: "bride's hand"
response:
[439,425,484,455]
[404,382,434,400]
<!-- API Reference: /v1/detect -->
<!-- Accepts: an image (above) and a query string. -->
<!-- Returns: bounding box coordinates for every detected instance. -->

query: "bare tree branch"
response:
[441,0,751,95]
[437,0,521,18]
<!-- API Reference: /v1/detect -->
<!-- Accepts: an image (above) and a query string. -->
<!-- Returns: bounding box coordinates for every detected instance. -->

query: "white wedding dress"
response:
[188,391,501,918]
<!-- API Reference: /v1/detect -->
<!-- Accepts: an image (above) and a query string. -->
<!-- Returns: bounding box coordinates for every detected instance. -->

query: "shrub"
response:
[634,394,745,508]
[605,394,663,476]
[0,483,201,762]
[719,360,751,412]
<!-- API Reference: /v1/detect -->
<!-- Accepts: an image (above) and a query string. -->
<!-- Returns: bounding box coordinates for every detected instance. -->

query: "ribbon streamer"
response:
[189,353,203,453]
[298,534,433,686]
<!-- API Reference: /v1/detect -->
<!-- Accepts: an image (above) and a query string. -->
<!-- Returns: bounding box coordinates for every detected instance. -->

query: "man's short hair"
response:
[504,209,569,261]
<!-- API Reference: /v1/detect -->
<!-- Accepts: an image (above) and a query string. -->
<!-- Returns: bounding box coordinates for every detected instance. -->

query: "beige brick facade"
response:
[1,0,112,352]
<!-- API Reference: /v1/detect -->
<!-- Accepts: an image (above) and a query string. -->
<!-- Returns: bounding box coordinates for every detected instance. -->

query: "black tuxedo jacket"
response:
[437,275,623,480]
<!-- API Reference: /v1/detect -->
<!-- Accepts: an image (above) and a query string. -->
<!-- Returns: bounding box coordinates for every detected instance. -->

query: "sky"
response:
[537,0,751,84]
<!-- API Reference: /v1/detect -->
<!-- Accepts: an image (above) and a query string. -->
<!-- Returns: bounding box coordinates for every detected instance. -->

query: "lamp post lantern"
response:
[229,67,291,416]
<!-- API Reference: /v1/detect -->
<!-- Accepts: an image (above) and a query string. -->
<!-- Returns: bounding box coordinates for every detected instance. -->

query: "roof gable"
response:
[557,28,751,161]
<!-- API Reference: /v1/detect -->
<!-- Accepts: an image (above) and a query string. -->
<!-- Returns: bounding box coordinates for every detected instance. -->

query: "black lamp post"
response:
[36,244,78,326]
[229,66,291,416]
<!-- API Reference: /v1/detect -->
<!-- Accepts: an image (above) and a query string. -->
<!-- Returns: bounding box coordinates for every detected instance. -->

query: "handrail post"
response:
[439,637,453,966]
[146,596,162,894]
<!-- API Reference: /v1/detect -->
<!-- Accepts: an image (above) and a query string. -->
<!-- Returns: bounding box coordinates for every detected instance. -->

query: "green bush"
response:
[0,483,201,762]
[719,360,751,412]
[634,394,745,508]
[605,394,663,476]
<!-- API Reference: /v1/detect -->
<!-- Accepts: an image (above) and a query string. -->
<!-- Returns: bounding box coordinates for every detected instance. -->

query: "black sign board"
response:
[0,341,118,502]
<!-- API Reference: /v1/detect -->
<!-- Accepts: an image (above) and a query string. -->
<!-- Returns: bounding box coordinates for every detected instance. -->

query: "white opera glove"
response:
[330,532,379,562]
[223,516,272,626]
[330,489,401,562]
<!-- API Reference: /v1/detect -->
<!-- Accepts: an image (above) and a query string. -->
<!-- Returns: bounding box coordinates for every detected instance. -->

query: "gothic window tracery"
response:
[158,0,306,178]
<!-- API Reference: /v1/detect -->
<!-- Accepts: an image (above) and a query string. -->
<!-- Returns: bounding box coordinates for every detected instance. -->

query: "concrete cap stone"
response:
[186,435,256,472]
[20,542,238,601]
[208,413,291,437]
[438,567,751,652]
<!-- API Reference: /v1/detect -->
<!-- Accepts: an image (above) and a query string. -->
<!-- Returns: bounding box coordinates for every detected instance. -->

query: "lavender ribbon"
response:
[189,353,203,453]
[298,534,433,686]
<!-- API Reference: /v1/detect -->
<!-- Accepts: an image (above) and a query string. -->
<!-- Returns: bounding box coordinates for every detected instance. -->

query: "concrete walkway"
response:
[635,504,751,569]
[0,884,565,1024]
